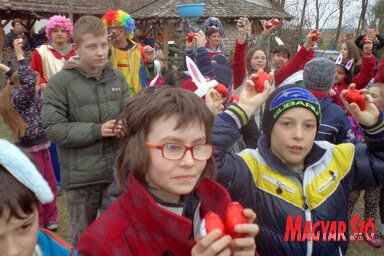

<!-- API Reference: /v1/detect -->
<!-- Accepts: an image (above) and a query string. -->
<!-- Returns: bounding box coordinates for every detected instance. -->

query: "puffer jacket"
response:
[42,57,131,189]
[212,104,384,256]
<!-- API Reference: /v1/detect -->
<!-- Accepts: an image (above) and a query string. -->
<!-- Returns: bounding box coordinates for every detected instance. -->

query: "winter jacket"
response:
[37,229,77,255]
[212,104,384,256]
[232,40,314,89]
[374,56,384,83]
[42,57,131,189]
[308,91,355,144]
[78,174,232,255]
[30,43,76,84]
[10,59,48,148]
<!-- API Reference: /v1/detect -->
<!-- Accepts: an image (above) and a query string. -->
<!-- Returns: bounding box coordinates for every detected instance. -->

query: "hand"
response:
[262,19,278,35]
[108,33,116,49]
[195,30,206,48]
[0,63,10,73]
[143,45,154,62]
[101,119,123,137]
[328,89,336,97]
[38,83,47,91]
[340,83,380,126]
[304,29,320,50]
[236,17,250,44]
[238,73,272,118]
[191,229,232,256]
[229,208,259,255]
[205,88,226,115]
[13,39,24,60]
[186,32,196,49]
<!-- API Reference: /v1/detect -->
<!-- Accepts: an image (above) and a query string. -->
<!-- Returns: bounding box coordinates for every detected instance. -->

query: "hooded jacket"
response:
[212,104,384,256]
[42,57,130,189]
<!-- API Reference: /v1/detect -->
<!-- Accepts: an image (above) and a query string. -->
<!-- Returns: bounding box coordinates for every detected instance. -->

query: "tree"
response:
[372,0,384,32]
[356,0,369,35]
[335,0,344,49]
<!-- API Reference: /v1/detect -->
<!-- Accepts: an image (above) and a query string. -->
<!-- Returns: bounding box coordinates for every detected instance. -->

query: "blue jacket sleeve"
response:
[185,47,215,78]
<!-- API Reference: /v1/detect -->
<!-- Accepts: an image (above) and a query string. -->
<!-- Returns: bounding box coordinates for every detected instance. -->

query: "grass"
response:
[0,119,383,254]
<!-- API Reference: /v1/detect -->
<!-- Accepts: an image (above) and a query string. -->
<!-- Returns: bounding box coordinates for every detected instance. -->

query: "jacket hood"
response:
[63,56,107,79]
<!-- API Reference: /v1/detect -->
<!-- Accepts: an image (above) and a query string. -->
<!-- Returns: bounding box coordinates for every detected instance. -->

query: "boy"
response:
[0,139,76,255]
[77,87,259,255]
[42,15,130,246]
[212,77,384,255]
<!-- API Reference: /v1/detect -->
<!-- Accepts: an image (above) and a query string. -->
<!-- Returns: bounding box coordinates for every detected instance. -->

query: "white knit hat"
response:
[0,139,53,204]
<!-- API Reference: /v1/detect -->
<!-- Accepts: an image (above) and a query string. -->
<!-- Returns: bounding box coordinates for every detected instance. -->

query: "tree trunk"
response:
[335,0,344,49]
[299,0,308,30]
[356,0,369,36]
[315,0,320,29]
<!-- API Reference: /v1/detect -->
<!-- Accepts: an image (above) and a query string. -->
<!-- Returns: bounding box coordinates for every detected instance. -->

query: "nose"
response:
[180,149,194,166]
[293,126,304,140]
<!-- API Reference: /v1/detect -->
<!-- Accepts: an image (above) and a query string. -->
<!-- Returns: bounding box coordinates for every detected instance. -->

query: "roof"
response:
[0,0,113,20]
[130,0,292,20]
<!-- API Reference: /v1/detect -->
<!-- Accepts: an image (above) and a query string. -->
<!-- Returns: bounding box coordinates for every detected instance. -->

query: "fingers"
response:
[192,229,232,256]
[101,119,123,137]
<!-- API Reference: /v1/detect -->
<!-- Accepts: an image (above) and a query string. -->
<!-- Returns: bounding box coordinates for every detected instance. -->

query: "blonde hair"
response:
[73,15,107,45]
[0,74,27,142]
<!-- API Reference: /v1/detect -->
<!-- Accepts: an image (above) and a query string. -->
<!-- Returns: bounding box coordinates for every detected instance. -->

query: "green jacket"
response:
[42,57,130,189]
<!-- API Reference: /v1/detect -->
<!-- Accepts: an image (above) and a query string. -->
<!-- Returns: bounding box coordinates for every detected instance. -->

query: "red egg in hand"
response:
[265,22,273,29]
[201,212,226,238]
[272,18,280,26]
[215,84,228,98]
[187,32,195,42]
[253,71,270,93]
[224,202,248,239]
[345,88,366,111]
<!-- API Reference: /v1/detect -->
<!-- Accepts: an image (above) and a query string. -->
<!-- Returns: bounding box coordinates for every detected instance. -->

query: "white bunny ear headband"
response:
[335,53,354,71]
[0,139,53,204]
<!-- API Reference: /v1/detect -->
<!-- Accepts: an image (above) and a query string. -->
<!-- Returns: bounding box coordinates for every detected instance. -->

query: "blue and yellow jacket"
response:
[212,104,384,256]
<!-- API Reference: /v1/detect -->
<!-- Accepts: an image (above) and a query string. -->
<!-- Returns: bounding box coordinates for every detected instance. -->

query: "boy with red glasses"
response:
[78,87,260,255]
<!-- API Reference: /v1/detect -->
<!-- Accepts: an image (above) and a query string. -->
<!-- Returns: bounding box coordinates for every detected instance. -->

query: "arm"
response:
[354,35,364,50]
[375,33,384,50]
[352,40,375,90]
[232,41,247,89]
[274,29,316,87]
[374,56,384,83]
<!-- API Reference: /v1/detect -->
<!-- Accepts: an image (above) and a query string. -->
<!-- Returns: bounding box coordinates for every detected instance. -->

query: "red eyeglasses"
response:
[145,142,214,161]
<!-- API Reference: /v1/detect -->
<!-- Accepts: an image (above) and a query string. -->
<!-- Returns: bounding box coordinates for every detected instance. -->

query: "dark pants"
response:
[66,183,109,247]
[49,143,61,186]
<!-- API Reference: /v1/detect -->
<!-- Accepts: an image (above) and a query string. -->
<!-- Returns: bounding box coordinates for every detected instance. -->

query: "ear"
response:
[346,58,354,71]
[335,53,343,64]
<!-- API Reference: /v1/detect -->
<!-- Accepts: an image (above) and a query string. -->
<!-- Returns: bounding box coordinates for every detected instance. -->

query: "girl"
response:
[0,39,58,231]
[340,39,361,76]
[0,138,76,255]
[78,87,259,255]
[329,39,375,107]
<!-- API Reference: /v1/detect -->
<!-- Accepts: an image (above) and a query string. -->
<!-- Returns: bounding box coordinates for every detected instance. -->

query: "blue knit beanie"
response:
[262,84,321,140]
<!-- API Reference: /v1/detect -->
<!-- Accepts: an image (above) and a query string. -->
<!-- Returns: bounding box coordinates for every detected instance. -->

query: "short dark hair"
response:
[0,164,39,221]
[11,19,23,28]
[272,45,291,59]
[116,87,215,190]
[205,27,220,38]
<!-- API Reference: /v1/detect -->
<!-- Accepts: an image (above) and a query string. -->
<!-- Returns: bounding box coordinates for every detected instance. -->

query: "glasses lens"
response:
[192,144,213,160]
[163,144,185,160]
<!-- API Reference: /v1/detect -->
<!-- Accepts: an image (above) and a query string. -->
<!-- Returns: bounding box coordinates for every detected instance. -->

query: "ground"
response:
[0,118,383,254]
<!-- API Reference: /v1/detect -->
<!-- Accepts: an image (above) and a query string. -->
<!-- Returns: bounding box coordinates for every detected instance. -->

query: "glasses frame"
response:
[144,142,214,161]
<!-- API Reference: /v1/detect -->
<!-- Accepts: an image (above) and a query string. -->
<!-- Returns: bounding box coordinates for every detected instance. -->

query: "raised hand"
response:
[340,83,380,126]
[238,73,272,118]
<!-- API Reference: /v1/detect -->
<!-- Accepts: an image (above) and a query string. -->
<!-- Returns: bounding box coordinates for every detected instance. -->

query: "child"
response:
[329,38,375,107]
[0,139,76,255]
[355,28,384,64]
[41,15,130,246]
[77,87,259,255]
[0,39,58,231]
[212,77,384,255]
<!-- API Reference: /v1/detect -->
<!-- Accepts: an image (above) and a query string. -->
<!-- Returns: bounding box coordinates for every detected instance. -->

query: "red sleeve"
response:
[352,55,375,90]
[274,46,314,87]
[232,40,247,90]
[30,48,48,84]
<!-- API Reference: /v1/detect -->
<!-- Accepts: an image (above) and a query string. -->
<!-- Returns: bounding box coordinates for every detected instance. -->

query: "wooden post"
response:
[162,19,169,57]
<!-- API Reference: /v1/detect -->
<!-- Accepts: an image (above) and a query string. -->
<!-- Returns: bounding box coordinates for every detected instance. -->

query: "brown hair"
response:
[116,87,215,190]
[205,27,220,38]
[73,15,107,45]
[11,19,23,28]
[0,164,39,221]
[0,73,27,142]
[246,47,270,74]
[343,40,361,75]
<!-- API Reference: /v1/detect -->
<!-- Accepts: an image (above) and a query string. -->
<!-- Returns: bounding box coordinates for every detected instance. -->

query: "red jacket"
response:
[232,40,314,89]
[374,56,384,83]
[77,174,233,255]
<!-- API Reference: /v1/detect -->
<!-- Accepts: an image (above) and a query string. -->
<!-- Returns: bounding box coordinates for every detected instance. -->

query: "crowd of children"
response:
[1,8,384,256]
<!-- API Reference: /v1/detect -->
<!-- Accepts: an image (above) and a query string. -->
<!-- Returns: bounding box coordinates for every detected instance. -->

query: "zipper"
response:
[261,174,296,194]
[316,170,338,193]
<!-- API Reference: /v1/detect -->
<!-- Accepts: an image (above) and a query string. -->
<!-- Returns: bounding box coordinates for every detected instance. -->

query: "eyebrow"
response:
[159,136,206,144]
[279,116,316,122]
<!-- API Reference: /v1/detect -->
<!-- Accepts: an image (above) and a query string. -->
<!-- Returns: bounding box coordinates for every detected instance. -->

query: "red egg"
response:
[224,202,248,239]
[202,212,226,238]
[187,32,195,42]
[215,84,228,98]
[265,22,273,29]
[345,88,366,111]
[272,18,280,26]
[253,71,270,93]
